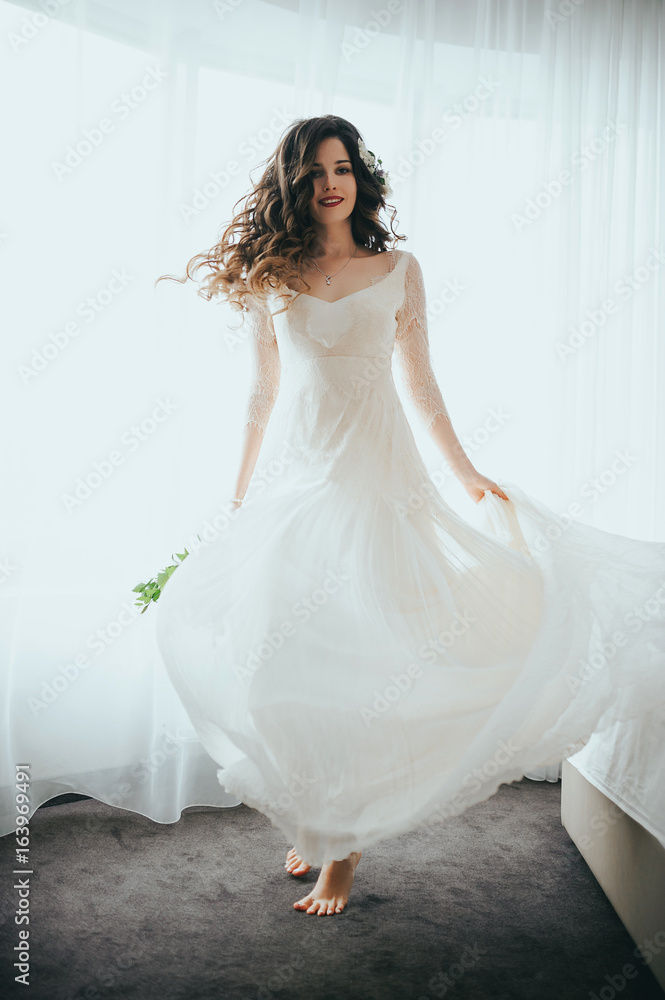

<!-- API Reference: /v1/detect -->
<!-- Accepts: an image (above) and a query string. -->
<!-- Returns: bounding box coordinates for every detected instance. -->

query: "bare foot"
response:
[293,851,361,915]
[285,847,312,876]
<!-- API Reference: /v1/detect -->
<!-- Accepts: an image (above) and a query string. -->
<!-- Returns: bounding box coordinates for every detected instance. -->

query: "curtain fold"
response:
[1,0,662,832]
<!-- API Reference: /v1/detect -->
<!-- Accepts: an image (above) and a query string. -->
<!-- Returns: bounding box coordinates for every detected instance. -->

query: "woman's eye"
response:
[311,168,350,177]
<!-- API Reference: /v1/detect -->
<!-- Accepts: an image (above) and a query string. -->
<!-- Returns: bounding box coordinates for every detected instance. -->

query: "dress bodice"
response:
[241,247,450,435]
[268,248,411,365]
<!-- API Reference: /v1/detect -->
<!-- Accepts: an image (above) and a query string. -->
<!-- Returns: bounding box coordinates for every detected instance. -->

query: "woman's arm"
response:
[394,254,508,503]
[231,295,280,506]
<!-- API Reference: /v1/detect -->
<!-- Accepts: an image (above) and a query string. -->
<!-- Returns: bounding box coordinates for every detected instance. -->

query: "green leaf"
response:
[133,536,194,612]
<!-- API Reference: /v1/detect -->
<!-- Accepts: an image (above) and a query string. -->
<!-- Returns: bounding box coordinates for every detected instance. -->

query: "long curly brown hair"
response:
[157,115,405,315]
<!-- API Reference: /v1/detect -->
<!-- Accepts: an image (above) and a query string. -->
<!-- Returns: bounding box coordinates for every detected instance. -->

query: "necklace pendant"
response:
[325,276,331,285]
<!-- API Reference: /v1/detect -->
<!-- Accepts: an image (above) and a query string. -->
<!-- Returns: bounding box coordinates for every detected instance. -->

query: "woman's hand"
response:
[459,471,510,505]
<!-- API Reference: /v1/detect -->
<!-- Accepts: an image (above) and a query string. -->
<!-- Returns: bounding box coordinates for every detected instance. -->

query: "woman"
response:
[155,115,665,916]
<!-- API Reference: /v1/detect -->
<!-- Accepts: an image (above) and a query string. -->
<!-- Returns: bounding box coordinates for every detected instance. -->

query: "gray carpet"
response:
[1,778,663,1000]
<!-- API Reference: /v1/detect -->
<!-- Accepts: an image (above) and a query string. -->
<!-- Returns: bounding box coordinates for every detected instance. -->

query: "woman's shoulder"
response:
[384,247,417,274]
[397,248,422,277]
[390,247,417,281]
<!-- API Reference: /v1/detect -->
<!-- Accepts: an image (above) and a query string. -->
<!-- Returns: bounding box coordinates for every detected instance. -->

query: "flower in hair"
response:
[358,137,393,199]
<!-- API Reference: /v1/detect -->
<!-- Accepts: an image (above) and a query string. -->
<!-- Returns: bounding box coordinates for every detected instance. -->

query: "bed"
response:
[561,712,665,991]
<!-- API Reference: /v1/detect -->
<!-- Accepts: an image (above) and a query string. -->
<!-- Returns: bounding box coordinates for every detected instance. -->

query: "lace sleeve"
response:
[394,254,450,431]
[243,295,280,433]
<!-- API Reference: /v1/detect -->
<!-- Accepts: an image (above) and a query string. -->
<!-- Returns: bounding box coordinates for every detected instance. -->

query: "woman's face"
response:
[307,136,357,226]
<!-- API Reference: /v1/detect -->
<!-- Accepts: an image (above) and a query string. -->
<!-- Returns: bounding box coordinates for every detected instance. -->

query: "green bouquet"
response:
[132,536,200,612]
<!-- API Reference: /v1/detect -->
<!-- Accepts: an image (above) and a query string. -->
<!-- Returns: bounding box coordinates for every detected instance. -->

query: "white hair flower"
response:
[357,137,393,201]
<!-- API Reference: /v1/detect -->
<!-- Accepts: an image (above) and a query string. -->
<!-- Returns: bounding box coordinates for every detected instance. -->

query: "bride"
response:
[155,114,665,916]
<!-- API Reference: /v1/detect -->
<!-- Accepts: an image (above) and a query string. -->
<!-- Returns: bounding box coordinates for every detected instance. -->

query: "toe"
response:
[285,849,312,876]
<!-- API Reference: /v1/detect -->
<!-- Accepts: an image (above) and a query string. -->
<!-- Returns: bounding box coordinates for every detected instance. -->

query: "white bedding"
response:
[567,708,665,850]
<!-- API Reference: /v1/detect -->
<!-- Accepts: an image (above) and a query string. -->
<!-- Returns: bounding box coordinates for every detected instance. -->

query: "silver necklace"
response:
[308,246,358,285]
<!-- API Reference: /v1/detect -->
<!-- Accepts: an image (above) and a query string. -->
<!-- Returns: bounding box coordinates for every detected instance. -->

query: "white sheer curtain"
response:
[2,0,663,832]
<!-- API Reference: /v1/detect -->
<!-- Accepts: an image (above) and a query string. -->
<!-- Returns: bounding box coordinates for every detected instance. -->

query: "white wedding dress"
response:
[156,248,665,865]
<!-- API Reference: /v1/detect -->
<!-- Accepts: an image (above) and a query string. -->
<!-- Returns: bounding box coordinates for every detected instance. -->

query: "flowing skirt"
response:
[156,361,665,864]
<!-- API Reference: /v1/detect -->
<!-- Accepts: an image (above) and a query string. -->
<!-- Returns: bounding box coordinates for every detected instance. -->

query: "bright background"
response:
[1,0,664,831]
